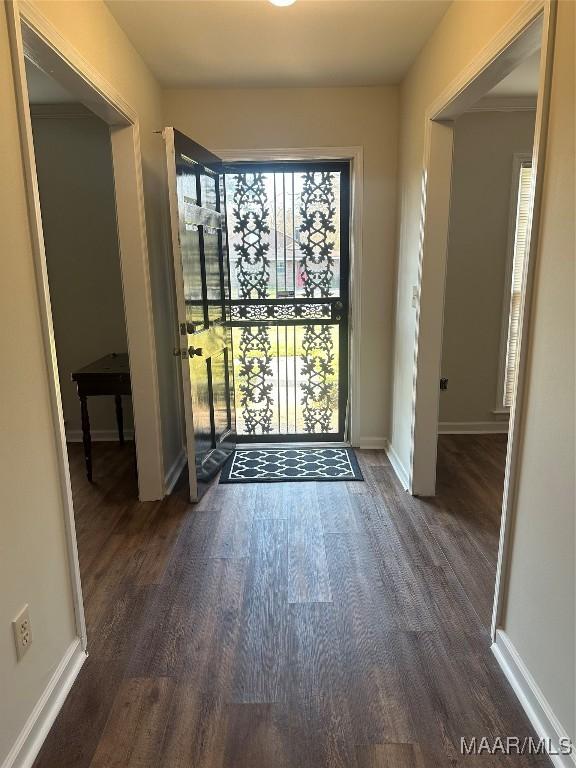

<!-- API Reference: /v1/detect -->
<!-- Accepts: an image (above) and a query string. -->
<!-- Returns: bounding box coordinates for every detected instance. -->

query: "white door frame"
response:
[215,146,364,446]
[407,0,556,642]
[6,0,167,646]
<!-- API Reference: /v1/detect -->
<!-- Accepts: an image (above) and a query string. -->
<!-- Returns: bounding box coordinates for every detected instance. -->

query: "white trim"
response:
[5,0,87,651]
[0,639,86,768]
[12,0,166,502]
[403,0,556,650]
[17,0,136,124]
[164,448,187,495]
[492,631,576,767]
[426,2,545,121]
[409,119,454,496]
[384,439,411,492]
[410,2,547,497]
[496,153,533,411]
[438,421,509,434]
[215,146,364,448]
[467,95,538,112]
[491,1,557,640]
[65,429,135,443]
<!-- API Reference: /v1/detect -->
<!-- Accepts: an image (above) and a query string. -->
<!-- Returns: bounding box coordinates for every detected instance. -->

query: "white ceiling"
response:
[25,58,77,104]
[105,0,451,88]
[486,49,541,98]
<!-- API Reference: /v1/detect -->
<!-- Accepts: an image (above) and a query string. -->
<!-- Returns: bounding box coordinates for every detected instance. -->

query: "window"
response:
[500,158,533,409]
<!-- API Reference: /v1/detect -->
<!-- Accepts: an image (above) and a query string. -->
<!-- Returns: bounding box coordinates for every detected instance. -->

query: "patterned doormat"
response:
[219,447,363,484]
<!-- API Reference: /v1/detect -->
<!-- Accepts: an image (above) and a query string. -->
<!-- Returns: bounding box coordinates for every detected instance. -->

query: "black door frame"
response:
[223,159,351,443]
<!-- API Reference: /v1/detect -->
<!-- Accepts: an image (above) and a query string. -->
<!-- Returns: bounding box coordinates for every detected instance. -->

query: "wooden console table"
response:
[71,353,131,482]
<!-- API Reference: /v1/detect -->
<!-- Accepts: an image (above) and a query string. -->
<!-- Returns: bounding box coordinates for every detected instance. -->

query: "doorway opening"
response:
[223,161,351,443]
[8,2,169,651]
[408,8,551,636]
[164,135,360,499]
[25,59,137,489]
[435,88,538,630]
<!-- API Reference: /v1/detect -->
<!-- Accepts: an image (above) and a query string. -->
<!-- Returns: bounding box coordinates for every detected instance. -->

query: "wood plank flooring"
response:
[34,435,550,767]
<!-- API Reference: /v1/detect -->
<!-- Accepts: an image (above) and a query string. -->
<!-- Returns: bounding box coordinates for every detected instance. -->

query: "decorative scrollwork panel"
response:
[233,325,274,435]
[299,324,338,433]
[231,173,271,299]
[225,164,346,439]
[231,302,331,322]
[298,171,337,298]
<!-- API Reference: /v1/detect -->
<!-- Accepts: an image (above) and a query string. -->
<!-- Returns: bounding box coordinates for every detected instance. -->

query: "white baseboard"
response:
[66,429,134,443]
[358,436,388,450]
[384,439,411,492]
[438,421,509,434]
[492,630,575,767]
[1,638,86,768]
[164,448,187,495]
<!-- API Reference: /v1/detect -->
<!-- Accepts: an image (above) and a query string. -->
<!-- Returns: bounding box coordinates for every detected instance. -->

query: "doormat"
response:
[219,447,363,484]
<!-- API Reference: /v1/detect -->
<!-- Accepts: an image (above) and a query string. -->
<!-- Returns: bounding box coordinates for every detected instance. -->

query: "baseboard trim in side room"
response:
[164,449,187,495]
[438,421,510,434]
[1,638,86,768]
[492,630,576,768]
[65,429,135,443]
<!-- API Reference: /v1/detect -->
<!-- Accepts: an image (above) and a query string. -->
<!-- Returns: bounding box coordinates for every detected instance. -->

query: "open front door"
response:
[163,128,236,501]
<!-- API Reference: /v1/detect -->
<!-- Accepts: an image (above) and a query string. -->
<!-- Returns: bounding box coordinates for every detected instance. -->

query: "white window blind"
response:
[503,161,533,408]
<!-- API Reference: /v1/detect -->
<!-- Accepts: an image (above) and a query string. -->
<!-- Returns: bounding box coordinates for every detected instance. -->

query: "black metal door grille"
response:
[224,161,350,442]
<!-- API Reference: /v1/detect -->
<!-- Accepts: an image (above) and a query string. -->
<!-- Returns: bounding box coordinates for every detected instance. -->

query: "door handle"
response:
[188,346,203,357]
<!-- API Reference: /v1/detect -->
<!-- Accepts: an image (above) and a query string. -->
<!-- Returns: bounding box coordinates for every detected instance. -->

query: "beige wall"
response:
[0,1,180,762]
[32,111,133,437]
[0,5,77,762]
[391,0,574,744]
[440,109,536,426]
[162,86,399,444]
[1,0,573,763]
[501,0,575,741]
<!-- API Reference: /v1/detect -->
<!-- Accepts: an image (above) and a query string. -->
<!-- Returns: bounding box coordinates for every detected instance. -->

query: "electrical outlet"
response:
[12,604,32,661]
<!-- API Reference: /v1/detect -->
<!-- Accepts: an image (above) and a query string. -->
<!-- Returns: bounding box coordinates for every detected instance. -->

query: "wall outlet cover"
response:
[12,604,32,661]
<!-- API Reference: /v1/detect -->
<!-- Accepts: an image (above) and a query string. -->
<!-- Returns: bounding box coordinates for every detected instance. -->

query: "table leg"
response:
[80,395,93,482]
[115,394,125,446]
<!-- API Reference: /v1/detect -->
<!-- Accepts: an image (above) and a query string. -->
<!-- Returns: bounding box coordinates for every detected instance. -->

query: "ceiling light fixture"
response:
[269,0,296,7]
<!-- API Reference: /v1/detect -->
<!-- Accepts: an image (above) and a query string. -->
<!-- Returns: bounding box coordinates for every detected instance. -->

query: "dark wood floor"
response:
[34,434,549,767]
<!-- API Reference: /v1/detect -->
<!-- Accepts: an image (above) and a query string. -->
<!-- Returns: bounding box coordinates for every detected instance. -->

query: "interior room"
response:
[0,2,573,768]
[435,48,540,630]
[25,59,137,487]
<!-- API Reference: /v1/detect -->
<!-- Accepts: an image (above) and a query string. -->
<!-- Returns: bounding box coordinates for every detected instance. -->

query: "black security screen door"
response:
[224,161,350,442]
